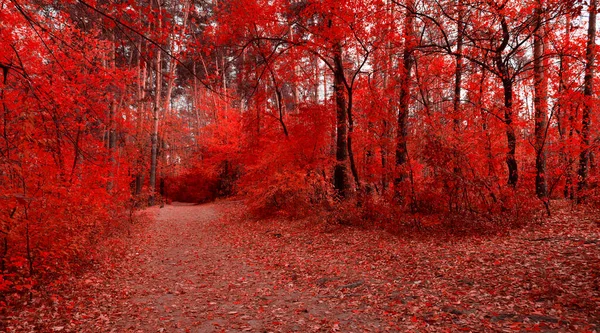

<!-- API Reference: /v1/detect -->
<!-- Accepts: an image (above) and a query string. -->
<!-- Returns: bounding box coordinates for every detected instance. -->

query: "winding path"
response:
[107,203,350,332]
[112,203,270,332]
[73,202,600,332]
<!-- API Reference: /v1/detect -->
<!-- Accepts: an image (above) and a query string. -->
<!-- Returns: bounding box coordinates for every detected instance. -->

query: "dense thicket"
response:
[1,0,599,293]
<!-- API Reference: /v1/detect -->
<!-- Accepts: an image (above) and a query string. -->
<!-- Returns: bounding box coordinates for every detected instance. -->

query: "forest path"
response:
[94,202,599,333]
[102,201,357,333]
[13,201,595,332]
[109,202,274,332]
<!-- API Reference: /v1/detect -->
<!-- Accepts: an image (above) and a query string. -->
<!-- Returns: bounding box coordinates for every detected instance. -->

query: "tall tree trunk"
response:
[578,0,597,198]
[347,88,360,189]
[557,15,575,199]
[496,18,518,187]
[533,2,548,198]
[270,71,289,137]
[312,54,320,103]
[364,120,375,194]
[107,32,117,192]
[149,48,162,206]
[394,0,414,198]
[380,0,395,195]
[452,1,464,182]
[502,77,518,187]
[453,0,463,131]
[333,44,350,197]
[134,37,147,197]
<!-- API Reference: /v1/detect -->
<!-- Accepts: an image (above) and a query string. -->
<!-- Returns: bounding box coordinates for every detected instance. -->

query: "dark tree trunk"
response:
[556,16,571,199]
[149,49,161,206]
[347,88,360,189]
[578,0,596,199]
[333,45,350,197]
[394,1,414,198]
[495,17,518,187]
[453,0,463,131]
[533,3,548,198]
[135,174,143,195]
[502,77,518,187]
[452,1,464,181]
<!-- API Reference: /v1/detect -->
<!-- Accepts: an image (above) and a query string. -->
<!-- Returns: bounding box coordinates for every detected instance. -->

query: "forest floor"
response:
[2,201,599,332]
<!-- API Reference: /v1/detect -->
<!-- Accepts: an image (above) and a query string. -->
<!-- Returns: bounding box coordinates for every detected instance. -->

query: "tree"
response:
[533,0,548,199]
[578,0,597,199]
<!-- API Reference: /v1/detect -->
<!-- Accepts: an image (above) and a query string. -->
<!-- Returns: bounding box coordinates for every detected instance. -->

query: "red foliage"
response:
[2,0,600,323]
[0,2,139,295]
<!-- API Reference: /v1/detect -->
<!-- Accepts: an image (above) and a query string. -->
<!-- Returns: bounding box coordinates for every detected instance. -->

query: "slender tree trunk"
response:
[496,18,518,187]
[323,64,328,105]
[533,2,548,198]
[333,44,350,197]
[149,48,162,206]
[24,207,33,276]
[107,32,117,192]
[452,2,464,184]
[347,88,360,189]
[107,101,117,190]
[135,37,147,197]
[557,17,568,198]
[364,119,375,194]
[556,15,575,199]
[502,77,518,187]
[453,0,463,132]
[394,0,414,198]
[380,0,394,196]
[477,67,495,180]
[272,77,289,137]
[578,0,597,199]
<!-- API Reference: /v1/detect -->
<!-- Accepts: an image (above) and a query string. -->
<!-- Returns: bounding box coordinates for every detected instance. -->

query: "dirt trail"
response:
[101,202,599,333]
[9,201,597,332]
[106,203,343,332]
[110,203,268,332]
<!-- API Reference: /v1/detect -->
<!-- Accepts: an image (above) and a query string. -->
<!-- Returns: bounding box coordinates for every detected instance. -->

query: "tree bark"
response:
[453,0,463,131]
[533,2,548,198]
[333,44,351,198]
[452,0,464,180]
[346,88,360,189]
[501,77,518,187]
[149,47,162,206]
[495,18,518,187]
[394,0,414,198]
[578,0,596,198]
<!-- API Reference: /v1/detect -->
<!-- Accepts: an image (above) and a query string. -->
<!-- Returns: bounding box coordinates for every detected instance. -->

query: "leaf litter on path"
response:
[2,202,599,332]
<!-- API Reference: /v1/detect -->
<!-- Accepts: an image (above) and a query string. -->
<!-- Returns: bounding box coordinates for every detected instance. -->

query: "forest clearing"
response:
[1,0,600,331]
